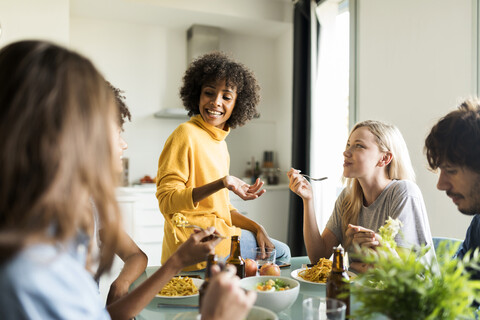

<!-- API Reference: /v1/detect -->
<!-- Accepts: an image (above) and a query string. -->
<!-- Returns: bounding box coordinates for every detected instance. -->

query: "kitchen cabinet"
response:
[229,184,290,243]
[116,185,164,265]
[99,185,163,302]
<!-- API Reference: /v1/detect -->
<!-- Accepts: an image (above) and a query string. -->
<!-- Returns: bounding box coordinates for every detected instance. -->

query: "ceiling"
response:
[70,0,294,38]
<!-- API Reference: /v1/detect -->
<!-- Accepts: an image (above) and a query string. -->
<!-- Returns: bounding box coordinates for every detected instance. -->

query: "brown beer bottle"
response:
[226,235,245,278]
[199,254,217,311]
[326,247,350,316]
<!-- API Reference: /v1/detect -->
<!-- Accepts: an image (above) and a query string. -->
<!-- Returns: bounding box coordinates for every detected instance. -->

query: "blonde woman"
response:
[0,40,254,320]
[288,120,434,272]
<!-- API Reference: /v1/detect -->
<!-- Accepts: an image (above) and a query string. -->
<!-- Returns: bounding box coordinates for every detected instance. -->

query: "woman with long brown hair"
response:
[0,40,255,320]
[288,120,434,272]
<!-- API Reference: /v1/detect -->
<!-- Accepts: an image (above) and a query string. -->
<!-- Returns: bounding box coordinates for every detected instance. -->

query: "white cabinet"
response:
[229,184,290,243]
[99,186,164,303]
[116,185,164,266]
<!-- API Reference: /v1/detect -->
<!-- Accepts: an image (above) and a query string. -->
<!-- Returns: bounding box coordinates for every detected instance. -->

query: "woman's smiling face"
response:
[198,79,237,130]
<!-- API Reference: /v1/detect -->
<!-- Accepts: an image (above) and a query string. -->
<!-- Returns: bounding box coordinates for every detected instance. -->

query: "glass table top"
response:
[132,256,323,320]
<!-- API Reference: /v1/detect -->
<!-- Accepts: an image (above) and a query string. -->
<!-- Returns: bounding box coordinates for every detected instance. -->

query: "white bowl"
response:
[239,276,300,313]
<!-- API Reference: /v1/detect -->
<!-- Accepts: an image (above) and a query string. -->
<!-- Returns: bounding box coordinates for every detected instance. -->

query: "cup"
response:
[253,247,276,268]
[303,297,346,320]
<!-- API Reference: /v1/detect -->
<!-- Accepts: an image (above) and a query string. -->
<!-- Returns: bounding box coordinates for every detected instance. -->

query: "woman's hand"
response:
[223,176,265,200]
[201,265,256,320]
[172,227,223,268]
[255,226,275,255]
[287,168,313,200]
[346,224,380,249]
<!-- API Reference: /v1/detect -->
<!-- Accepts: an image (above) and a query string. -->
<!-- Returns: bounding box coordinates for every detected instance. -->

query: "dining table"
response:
[131,256,334,320]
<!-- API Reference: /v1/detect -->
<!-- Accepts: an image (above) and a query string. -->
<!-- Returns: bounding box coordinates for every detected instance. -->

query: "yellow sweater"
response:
[156,115,241,270]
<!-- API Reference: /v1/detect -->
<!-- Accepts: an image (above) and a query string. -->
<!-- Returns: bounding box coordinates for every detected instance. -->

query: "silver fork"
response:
[276,168,328,182]
[301,174,328,182]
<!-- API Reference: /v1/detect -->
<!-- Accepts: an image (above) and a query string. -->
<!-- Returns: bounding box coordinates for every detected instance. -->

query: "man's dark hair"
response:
[107,81,131,129]
[425,99,480,173]
[179,51,260,129]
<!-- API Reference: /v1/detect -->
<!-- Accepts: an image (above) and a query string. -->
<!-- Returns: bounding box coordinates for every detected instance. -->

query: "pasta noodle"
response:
[172,212,188,227]
[171,213,189,244]
[298,258,332,283]
[158,276,198,297]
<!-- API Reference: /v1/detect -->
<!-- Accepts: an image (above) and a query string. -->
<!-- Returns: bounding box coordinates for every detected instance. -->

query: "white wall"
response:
[0,0,69,46]
[356,0,475,238]
[69,16,293,184]
[224,31,293,182]
[70,17,182,183]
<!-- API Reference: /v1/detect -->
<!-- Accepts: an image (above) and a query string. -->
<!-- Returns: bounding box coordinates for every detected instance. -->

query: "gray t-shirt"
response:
[326,180,434,259]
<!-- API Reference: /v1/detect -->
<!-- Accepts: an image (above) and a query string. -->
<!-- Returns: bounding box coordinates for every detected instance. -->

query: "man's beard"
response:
[458,175,480,216]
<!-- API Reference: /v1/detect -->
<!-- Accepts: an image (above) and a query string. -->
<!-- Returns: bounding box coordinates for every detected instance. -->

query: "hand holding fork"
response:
[276,168,327,182]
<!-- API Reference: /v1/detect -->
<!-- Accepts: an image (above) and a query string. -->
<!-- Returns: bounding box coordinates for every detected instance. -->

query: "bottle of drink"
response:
[326,247,350,316]
[226,235,245,278]
[199,254,217,311]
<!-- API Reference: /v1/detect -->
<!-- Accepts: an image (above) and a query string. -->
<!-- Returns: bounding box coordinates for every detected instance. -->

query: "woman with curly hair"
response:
[156,52,291,270]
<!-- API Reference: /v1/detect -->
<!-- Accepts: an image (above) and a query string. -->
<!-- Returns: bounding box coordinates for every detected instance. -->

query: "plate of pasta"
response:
[290,258,357,285]
[156,276,204,298]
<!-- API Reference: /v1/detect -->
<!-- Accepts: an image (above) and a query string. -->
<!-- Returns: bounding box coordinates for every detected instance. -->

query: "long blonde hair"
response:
[0,40,121,276]
[341,120,415,247]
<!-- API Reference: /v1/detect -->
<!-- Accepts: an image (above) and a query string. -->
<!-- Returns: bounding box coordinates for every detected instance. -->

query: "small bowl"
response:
[239,276,300,313]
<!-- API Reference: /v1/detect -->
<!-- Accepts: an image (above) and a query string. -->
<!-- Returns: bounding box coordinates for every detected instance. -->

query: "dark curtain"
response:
[287,0,313,257]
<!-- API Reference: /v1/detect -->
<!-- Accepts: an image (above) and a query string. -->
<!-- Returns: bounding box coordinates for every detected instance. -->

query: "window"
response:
[310,0,355,230]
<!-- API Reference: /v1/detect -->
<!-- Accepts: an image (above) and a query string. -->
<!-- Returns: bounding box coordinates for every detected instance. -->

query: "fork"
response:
[184,224,227,239]
[276,168,328,182]
[301,174,328,182]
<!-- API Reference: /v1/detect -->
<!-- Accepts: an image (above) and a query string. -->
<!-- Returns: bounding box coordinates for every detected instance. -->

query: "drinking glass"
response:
[303,297,346,320]
[253,247,276,268]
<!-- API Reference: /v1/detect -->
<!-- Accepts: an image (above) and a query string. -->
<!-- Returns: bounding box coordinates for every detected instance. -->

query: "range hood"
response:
[155,24,220,120]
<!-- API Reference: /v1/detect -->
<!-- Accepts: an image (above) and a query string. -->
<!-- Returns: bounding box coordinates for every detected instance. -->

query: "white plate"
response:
[290,268,356,285]
[156,278,204,298]
[196,306,278,320]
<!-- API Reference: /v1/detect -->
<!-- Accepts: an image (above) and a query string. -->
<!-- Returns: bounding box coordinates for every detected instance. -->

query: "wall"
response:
[356,0,475,238]
[0,0,69,46]
[70,17,185,183]
[70,16,293,185]
[224,30,293,181]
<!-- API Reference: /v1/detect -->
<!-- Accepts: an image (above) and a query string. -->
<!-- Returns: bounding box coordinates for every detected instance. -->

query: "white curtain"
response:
[310,0,351,231]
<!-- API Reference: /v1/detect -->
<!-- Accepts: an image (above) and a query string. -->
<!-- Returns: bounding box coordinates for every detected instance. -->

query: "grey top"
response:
[326,180,434,259]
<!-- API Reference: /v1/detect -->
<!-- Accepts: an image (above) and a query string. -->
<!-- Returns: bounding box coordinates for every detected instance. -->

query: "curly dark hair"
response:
[106,81,131,129]
[425,98,480,173]
[180,51,260,129]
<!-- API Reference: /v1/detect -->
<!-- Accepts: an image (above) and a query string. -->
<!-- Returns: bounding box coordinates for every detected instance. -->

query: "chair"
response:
[432,236,463,259]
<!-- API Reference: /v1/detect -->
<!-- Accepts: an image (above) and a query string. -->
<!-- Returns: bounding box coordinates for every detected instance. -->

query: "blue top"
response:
[0,233,110,320]
[457,214,480,281]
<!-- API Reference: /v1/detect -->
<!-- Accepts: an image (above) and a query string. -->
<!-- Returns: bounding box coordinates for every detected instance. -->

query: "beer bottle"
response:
[199,254,217,311]
[326,247,350,316]
[226,235,245,278]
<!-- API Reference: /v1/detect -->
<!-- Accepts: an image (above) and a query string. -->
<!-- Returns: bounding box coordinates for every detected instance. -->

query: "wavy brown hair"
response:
[0,40,121,275]
[425,98,480,173]
[340,120,415,248]
[180,51,260,129]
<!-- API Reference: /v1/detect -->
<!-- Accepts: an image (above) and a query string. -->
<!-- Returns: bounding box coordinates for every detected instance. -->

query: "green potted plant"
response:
[350,219,480,320]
